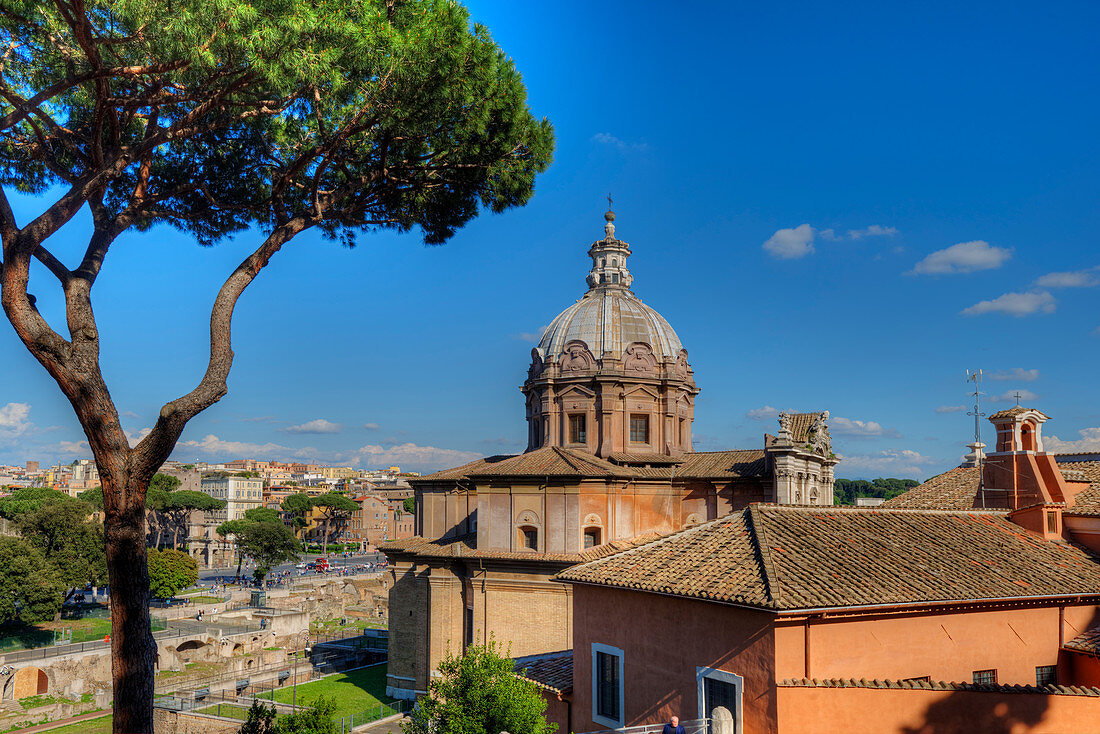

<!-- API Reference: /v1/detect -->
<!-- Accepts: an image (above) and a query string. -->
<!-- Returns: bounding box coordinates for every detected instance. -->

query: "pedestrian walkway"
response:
[9,709,110,733]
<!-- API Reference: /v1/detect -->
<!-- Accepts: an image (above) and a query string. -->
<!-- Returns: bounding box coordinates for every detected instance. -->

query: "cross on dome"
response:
[586,205,633,290]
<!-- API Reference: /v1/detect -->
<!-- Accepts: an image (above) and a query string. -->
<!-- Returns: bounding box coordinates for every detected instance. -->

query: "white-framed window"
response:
[592,642,624,728]
[696,667,743,734]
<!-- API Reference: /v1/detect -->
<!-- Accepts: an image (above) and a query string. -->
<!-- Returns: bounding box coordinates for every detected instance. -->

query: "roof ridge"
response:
[746,505,781,607]
[757,503,1006,516]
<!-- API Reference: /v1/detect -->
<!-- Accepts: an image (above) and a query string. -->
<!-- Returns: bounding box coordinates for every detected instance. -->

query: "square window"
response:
[1036,665,1057,686]
[522,527,538,550]
[570,414,587,444]
[973,669,997,685]
[584,528,601,548]
[1046,512,1058,533]
[630,414,649,444]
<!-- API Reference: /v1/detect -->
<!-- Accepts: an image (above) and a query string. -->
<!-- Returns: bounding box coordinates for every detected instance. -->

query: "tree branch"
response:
[133,216,311,472]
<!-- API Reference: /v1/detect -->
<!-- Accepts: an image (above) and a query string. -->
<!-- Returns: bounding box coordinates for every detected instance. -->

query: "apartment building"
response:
[200,474,263,521]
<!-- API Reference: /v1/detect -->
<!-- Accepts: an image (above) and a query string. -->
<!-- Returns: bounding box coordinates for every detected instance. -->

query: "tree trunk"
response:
[105,478,156,734]
[321,515,330,556]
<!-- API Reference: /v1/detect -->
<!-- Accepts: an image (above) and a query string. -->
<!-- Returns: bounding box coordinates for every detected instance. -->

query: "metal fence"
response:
[576,719,710,734]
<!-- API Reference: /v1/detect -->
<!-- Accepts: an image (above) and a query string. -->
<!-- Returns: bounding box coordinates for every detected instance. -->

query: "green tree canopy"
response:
[162,490,226,549]
[244,507,281,525]
[403,497,416,515]
[14,496,107,598]
[238,697,337,734]
[404,640,554,734]
[78,486,104,510]
[0,486,71,519]
[0,536,66,624]
[148,548,199,599]
[2,1,551,728]
[236,521,301,586]
[833,477,920,505]
[311,492,359,555]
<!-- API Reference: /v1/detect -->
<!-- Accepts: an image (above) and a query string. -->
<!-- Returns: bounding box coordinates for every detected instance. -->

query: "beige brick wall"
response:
[385,561,429,697]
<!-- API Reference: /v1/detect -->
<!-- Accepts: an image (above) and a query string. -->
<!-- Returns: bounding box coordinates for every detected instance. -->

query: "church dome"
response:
[536,209,684,362]
[538,288,683,361]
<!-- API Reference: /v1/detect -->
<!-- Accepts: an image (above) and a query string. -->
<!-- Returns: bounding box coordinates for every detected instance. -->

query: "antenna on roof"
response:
[966,370,986,508]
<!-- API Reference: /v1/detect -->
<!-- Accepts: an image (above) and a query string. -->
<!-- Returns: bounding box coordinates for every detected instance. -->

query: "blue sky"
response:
[3,1,1099,478]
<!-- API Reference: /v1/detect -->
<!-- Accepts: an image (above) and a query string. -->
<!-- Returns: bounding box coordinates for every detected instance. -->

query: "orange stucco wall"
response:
[773,603,1100,686]
[776,685,1100,734]
[1066,651,1100,688]
[571,584,778,734]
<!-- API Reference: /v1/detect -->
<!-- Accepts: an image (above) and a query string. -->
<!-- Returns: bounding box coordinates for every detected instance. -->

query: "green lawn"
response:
[196,703,251,721]
[270,666,393,719]
[34,714,112,734]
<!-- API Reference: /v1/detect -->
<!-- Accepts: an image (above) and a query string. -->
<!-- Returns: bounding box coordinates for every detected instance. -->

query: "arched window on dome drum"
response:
[612,273,619,284]
[583,527,601,548]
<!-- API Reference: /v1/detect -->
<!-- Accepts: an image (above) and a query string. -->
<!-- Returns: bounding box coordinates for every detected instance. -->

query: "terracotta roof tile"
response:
[880,467,983,510]
[415,447,768,482]
[513,650,573,693]
[557,505,1100,611]
[882,459,1100,515]
[1065,627,1100,658]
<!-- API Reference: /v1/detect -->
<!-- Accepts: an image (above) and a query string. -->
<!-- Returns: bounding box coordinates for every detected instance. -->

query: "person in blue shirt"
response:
[662,716,685,734]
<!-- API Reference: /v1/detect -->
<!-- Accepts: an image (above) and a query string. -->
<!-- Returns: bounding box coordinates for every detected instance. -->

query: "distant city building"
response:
[854,496,885,506]
[200,474,263,521]
[25,460,38,474]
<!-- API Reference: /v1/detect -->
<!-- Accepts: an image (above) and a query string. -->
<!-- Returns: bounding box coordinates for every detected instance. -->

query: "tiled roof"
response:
[416,447,627,481]
[880,467,982,510]
[779,677,1100,696]
[881,459,1100,515]
[1065,627,1100,658]
[788,412,825,443]
[513,650,573,694]
[556,505,1100,611]
[607,453,682,465]
[1061,461,1100,516]
[415,447,768,482]
[989,407,1033,420]
[382,530,663,564]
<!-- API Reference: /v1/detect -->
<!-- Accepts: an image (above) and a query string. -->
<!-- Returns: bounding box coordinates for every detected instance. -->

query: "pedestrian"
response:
[662,716,686,734]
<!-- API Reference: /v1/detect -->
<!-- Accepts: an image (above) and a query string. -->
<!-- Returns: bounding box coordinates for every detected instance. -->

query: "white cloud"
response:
[910,240,1012,275]
[831,416,901,439]
[1034,268,1098,289]
[125,427,152,447]
[988,368,1039,382]
[240,415,279,424]
[350,443,481,472]
[1044,427,1100,454]
[847,225,898,240]
[763,224,816,260]
[363,422,380,430]
[56,440,90,455]
[592,133,647,152]
[961,290,1056,317]
[0,403,33,438]
[178,434,308,458]
[282,419,342,434]
[935,405,968,414]
[988,389,1040,404]
[512,325,547,343]
[837,448,938,478]
[746,406,781,421]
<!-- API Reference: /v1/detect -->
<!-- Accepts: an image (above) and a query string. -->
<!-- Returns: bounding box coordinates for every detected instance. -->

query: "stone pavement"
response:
[352,712,409,734]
